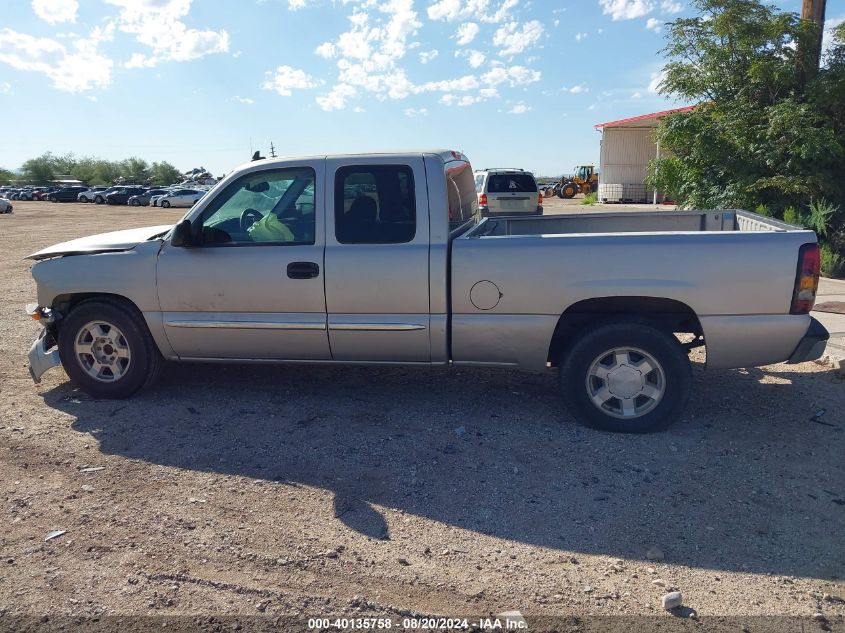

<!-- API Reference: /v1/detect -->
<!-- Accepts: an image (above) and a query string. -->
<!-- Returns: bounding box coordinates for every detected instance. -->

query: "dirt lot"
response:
[1,201,844,630]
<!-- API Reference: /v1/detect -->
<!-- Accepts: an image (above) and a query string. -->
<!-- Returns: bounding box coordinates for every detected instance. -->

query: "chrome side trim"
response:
[164,320,326,331]
[328,323,427,331]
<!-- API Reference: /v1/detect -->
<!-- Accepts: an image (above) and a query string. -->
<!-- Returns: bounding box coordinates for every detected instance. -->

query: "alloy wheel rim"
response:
[585,346,665,419]
[74,320,131,382]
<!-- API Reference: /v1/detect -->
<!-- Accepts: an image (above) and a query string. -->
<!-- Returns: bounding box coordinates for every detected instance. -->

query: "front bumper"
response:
[787,316,829,364]
[28,328,61,383]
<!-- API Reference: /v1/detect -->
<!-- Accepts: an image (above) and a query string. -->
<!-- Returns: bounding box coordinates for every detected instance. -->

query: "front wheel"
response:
[559,322,692,432]
[161,200,171,208]
[129,199,140,206]
[58,299,163,398]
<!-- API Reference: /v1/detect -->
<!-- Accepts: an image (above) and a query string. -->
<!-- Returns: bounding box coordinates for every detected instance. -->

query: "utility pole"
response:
[269,142,277,158]
[800,0,827,82]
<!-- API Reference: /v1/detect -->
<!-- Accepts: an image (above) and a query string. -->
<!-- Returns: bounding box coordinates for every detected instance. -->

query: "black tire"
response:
[48,195,57,202]
[129,199,140,206]
[58,299,163,399]
[558,183,577,199]
[78,195,88,203]
[95,196,104,204]
[161,200,171,208]
[559,322,692,433]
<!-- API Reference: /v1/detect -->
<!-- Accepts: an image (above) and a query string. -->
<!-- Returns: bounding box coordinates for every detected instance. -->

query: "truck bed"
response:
[450,209,816,372]
[466,209,796,238]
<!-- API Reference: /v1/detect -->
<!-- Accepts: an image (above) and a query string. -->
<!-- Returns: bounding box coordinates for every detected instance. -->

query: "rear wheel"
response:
[95,196,105,204]
[48,195,57,202]
[79,195,89,203]
[58,299,163,399]
[129,199,140,206]
[161,200,171,208]
[559,322,692,432]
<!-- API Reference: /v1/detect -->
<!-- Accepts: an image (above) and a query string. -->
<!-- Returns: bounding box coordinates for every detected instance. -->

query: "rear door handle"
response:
[287,261,320,279]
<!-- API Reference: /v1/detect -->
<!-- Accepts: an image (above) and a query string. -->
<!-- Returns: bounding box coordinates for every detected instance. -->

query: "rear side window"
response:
[335,165,416,244]
[446,160,479,230]
[486,174,537,193]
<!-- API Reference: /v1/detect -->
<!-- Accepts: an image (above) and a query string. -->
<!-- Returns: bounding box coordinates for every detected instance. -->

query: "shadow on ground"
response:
[43,361,844,580]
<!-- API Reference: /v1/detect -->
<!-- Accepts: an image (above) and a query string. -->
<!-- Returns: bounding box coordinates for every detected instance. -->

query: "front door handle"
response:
[287,261,320,279]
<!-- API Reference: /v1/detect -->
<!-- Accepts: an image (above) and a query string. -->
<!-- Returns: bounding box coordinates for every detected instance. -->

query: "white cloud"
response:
[660,0,682,13]
[631,90,642,98]
[315,42,336,58]
[288,0,315,9]
[419,49,439,63]
[648,69,665,93]
[316,82,356,110]
[566,83,588,93]
[404,107,428,116]
[262,65,317,96]
[105,0,229,67]
[455,22,479,45]
[646,17,662,32]
[427,0,517,23]
[0,27,113,92]
[420,74,479,91]
[481,64,540,86]
[312,0,538,110]
[86,95,97,101]
[461,49,486,68]
[599,0,655,21]
[233,95,254,104]
[575,32,587,41]
[313,0,425,108]
[822,16,844,58]
[508,103,530,114]
[493,20,544,56]
[0,81,11,93]
[440,93,484,106]
[32,0,79,23]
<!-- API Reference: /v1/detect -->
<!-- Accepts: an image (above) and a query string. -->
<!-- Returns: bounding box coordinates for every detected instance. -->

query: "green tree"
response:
[149,161,181,185]
[647,0,845,275]
[20,153,56,184]
[0,167,16,185]
[120,157,150,184]
[93,159,121,185]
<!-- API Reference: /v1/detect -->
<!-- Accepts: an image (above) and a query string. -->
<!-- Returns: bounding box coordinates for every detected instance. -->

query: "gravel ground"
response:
[1,201,844,630]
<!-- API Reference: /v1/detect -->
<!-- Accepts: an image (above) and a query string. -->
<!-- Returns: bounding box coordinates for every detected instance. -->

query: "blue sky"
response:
[0,0,842,177]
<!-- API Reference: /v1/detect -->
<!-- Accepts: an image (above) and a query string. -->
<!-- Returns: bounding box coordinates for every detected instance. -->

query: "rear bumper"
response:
[787,316,829,364]
[480,207,543,217]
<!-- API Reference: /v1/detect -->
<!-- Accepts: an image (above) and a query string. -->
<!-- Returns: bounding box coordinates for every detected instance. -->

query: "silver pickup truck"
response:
[26,150,828,432]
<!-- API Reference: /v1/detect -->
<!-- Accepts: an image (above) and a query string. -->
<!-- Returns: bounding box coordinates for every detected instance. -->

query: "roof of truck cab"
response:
[232,150,467,171]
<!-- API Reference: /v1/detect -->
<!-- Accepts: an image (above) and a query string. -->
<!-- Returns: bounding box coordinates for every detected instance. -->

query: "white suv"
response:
[474,168,542,217]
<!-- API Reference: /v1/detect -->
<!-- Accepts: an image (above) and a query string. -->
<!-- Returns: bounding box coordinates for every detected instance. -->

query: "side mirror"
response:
[171,219,195,247]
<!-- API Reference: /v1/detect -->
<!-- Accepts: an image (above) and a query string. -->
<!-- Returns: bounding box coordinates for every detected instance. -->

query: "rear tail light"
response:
[538,192,543,204]
[790,243,820,314]
[479,193,488,206]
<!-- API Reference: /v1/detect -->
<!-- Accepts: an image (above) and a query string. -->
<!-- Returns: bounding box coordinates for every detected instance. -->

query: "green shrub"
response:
[782,206,800,225]
[754,203,771,217]
[581,192,598,205]
[806,199,840,238]
[821,243,845,278]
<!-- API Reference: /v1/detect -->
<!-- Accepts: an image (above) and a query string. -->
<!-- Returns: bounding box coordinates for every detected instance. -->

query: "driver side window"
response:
[198,167,316,246]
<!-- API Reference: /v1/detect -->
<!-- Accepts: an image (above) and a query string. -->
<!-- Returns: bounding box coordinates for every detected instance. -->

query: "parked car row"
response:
[0,184,209,208]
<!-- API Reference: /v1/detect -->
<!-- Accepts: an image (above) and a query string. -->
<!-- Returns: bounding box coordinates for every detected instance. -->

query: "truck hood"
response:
[26,225,173,261]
